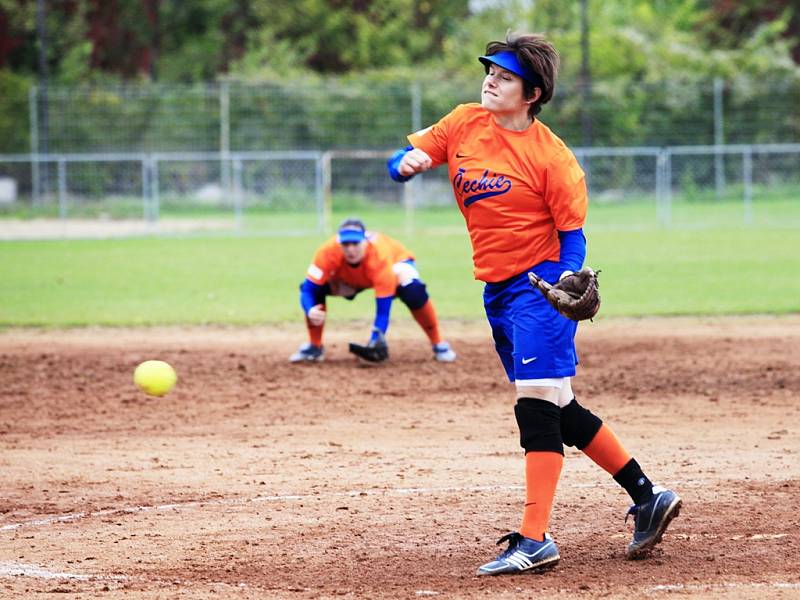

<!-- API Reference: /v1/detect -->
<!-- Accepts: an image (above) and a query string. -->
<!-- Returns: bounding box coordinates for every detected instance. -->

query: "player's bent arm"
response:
[557,228,586,279]
[387,146,433,182]
[299,278,325,314]
[370,296,395,340]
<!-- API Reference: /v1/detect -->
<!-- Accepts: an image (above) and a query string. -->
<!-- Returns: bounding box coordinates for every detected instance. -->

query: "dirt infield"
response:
[1,316,799,599]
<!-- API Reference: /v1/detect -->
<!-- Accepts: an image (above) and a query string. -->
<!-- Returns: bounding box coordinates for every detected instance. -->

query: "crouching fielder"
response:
[289,217,456,364]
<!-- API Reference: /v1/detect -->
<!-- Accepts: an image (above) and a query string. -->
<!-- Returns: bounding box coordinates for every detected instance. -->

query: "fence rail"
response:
[1,143,799,238]
[6,77,798,156]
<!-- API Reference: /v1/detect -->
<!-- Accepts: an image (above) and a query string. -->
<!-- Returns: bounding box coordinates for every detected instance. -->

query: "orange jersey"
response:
[408,103,587,283]
[305,232,414,298]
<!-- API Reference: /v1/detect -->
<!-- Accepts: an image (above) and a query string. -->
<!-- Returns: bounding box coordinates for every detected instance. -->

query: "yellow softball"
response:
[133,360,177,397]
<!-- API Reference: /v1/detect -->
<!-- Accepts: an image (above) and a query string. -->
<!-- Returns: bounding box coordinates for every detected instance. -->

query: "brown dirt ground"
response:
[1,316,799,599]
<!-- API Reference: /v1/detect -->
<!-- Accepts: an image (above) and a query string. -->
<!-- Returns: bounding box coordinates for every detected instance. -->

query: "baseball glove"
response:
[348,329,389,363]
[527,267,601,321]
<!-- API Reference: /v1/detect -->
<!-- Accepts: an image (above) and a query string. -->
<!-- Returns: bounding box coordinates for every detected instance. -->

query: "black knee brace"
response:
[560,398,603,449]
[396,279,429,310]
[514,398,563,455]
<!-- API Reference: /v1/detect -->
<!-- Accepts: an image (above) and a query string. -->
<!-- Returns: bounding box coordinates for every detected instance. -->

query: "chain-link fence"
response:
[2,76,798,155]
[1,143,798,238]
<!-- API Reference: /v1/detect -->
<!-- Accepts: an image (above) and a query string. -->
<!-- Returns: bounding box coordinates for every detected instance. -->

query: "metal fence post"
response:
[714,77,725,199]
[743,147,753,226]
[141,154,149,221]
[403,177,414,237]
[410,81,421,133]
[655,150,662,223]
[656,149,672,227]
[665,149,672,226]
[232,156,243,231]
[149,156,160,224]
[321,151,333,234]
[409,83,423,206]
[315,152,325,234]
[57,157,67,219]
[29,86,40,207]
[220,81,231,196]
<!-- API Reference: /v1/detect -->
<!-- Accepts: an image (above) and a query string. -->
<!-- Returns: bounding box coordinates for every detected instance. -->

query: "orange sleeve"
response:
[543,149,588,231]
[406,106,462,168]
[305,239,340,285]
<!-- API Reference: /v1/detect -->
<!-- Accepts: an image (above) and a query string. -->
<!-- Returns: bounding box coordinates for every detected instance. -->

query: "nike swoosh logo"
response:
[521,356,538,364]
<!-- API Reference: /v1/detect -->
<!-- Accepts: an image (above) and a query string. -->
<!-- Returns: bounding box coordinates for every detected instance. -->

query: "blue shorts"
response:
[483,262,579,383]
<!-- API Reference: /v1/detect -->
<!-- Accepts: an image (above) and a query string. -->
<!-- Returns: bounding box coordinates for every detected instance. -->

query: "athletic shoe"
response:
[625,485,682,559]
[432,341,457,362]
[289,343,324,363]
[476,532,560,576]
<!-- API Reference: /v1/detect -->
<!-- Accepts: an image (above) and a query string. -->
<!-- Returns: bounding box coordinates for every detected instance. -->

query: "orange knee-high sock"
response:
[581,424,632,476]
[519,451,563,541]
[306,317,324,347]
[410,300,442,345]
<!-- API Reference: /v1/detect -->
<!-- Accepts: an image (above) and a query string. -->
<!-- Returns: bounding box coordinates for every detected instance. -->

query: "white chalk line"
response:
[0,561,90,580]
[3,560,798,595]
[0,561,129,582]
[649,582,800,593]
[1,478,702,534]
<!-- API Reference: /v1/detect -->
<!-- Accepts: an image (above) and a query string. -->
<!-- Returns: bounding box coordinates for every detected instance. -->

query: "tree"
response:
[233,0,470,76]
[704,0,800,64]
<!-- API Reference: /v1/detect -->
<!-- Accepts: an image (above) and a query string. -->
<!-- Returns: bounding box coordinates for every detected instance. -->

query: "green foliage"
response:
[235,0,469,75]
[2,1,800,153]
[0,70,32,153]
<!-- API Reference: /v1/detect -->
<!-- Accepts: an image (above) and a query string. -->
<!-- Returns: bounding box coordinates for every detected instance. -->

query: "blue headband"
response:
[337,228,366,244]
[478,51,543,87]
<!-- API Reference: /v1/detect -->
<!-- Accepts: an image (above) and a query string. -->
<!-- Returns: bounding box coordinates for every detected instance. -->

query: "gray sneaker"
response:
[625,486,682,559]
[289,343,324,363]
[433,341,457,362]
[476,532,560,576]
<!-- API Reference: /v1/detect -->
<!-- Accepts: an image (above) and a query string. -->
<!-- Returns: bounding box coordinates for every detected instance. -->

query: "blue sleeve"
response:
[299,278,324,314]
[387,145,414,183]
[370,296,394,339]
[557,228,586,274]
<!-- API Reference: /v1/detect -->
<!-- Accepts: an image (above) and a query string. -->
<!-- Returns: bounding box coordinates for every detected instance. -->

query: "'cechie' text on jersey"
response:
[406,103,587,282]
[453,168,513,207]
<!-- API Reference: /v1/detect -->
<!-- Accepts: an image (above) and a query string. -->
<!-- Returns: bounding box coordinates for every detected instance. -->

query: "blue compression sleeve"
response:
[557,228,587,274]
[387,145,414,182]
[371,296,394,339]
[299,278,325,314]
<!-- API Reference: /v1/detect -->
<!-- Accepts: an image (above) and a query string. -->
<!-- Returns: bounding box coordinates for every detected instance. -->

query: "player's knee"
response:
[396,279,429,310]
[514,398,563,454]
[392,260,420,286]
[560,398,602,449]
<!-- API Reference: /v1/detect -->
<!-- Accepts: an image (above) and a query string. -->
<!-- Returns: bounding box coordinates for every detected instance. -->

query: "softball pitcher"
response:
[388,32,680,575]
[290,217,456,364]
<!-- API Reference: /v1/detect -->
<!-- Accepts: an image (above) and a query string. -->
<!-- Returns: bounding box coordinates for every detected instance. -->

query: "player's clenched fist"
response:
[398,148,433,177]
[307,304,326,326]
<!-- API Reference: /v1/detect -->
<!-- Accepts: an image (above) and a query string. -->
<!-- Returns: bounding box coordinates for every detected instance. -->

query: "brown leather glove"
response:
[528,267,601,321]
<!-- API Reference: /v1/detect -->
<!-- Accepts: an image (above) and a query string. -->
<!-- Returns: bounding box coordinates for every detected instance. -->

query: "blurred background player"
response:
[388,33,680,575]
[290,217,456,363]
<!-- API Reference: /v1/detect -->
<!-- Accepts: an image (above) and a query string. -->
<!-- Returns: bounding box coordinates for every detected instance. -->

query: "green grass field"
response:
[1,200,799,327]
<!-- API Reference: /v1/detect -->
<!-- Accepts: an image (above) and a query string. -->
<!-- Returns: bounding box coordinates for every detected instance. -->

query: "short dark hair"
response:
[338,217,365,232]
[484,32,559,118]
